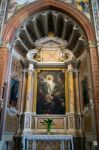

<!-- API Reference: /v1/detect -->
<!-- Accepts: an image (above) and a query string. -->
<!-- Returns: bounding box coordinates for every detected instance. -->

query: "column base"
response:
[23,129,33,134]
[73,137,86,150]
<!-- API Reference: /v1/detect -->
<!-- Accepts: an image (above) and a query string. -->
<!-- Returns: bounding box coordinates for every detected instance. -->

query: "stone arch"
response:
[2,0,95,43]
[1,0,99,142]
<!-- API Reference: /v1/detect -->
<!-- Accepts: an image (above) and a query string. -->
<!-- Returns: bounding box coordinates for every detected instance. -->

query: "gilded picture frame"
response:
[33,68,68,115]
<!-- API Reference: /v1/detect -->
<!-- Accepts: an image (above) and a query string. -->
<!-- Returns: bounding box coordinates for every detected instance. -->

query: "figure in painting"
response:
[77,0,89,13]
[45,75,56,95]
[9,79,19,107]
[37,71,65,114]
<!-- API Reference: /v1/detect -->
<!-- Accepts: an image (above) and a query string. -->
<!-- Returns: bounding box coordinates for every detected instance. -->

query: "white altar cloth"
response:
[22,134,74,150]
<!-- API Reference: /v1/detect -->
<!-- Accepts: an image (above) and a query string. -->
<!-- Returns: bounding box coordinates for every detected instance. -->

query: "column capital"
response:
[88,40,97,48]
[73,69,79,74]
[67,64,73,70]
[22,69,27,73]
[28,63,34,74]
[28,63,34,69]
[22,69,28,78]
[67,64,74,74]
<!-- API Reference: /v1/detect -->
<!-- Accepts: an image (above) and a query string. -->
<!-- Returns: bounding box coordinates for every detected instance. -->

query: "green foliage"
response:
[40,118,53,133]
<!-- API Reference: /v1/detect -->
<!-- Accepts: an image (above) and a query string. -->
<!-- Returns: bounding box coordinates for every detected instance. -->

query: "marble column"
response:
[65,71,69,113]
[74,70,80,113]
[33,70,38,114]
[25,64,34,112]
[67,64,75,112]
[20,70,27,112]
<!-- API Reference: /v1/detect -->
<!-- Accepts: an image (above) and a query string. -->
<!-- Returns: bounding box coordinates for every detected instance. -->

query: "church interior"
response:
[0,0,99,150]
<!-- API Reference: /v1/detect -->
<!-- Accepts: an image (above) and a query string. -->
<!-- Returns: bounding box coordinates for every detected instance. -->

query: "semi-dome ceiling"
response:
[14,10,87,58]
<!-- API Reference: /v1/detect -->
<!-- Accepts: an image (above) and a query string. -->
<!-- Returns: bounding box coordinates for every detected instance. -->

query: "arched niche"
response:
[0,0,99,141]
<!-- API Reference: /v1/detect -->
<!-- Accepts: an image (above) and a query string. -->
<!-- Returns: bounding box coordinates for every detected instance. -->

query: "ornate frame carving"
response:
[33,68,68,114]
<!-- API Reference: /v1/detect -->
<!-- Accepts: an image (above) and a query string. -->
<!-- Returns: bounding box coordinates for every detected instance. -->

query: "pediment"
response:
[34,37,67,48]
[26,34,76,64]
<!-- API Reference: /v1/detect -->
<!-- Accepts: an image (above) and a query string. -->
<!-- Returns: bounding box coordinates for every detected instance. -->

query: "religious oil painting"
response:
[9,78,19,107]
[36,70,65,114]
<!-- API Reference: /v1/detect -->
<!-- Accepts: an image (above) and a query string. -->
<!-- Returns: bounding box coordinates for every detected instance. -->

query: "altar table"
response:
[22,134,74,150]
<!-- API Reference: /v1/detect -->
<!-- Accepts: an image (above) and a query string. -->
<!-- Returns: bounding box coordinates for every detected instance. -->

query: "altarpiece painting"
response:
[36,70,65,114]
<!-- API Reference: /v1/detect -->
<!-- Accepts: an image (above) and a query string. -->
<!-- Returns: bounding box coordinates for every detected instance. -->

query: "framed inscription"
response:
[42,50,60,62]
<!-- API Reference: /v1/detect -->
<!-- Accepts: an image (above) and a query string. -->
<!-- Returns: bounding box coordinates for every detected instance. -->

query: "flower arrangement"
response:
[40,118,53,134]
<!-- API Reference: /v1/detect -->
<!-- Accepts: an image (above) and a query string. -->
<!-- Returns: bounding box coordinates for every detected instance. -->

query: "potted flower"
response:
[41,118,53,134]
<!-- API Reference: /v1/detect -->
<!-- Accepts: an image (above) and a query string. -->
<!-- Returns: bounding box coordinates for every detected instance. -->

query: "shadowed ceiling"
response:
[14,10,87,58]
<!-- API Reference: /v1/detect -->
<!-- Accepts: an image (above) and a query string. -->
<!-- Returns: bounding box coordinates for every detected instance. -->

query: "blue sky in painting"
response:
[16,0,34,5]
[16,0,27,4]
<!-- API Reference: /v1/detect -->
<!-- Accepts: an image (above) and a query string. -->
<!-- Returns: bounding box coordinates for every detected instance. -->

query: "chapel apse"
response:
[0,0,98,149]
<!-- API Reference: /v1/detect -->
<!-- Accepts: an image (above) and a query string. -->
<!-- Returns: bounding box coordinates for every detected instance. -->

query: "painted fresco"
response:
[2,53,22,139]
[7,0,36,19]
[7,0,90,19]
[9,55,22,107]
[36,70,65,114]
[76,0,89,12]
[76,0,90,18]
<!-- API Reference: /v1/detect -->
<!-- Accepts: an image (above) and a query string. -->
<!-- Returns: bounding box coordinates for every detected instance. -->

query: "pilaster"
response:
[20,70,27,113]
[65,70,69,113]
[74,70,80,113]
[88,40,99,141]
[0,44,9,99]
[67,64,75,112]
[25,64,34,112]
